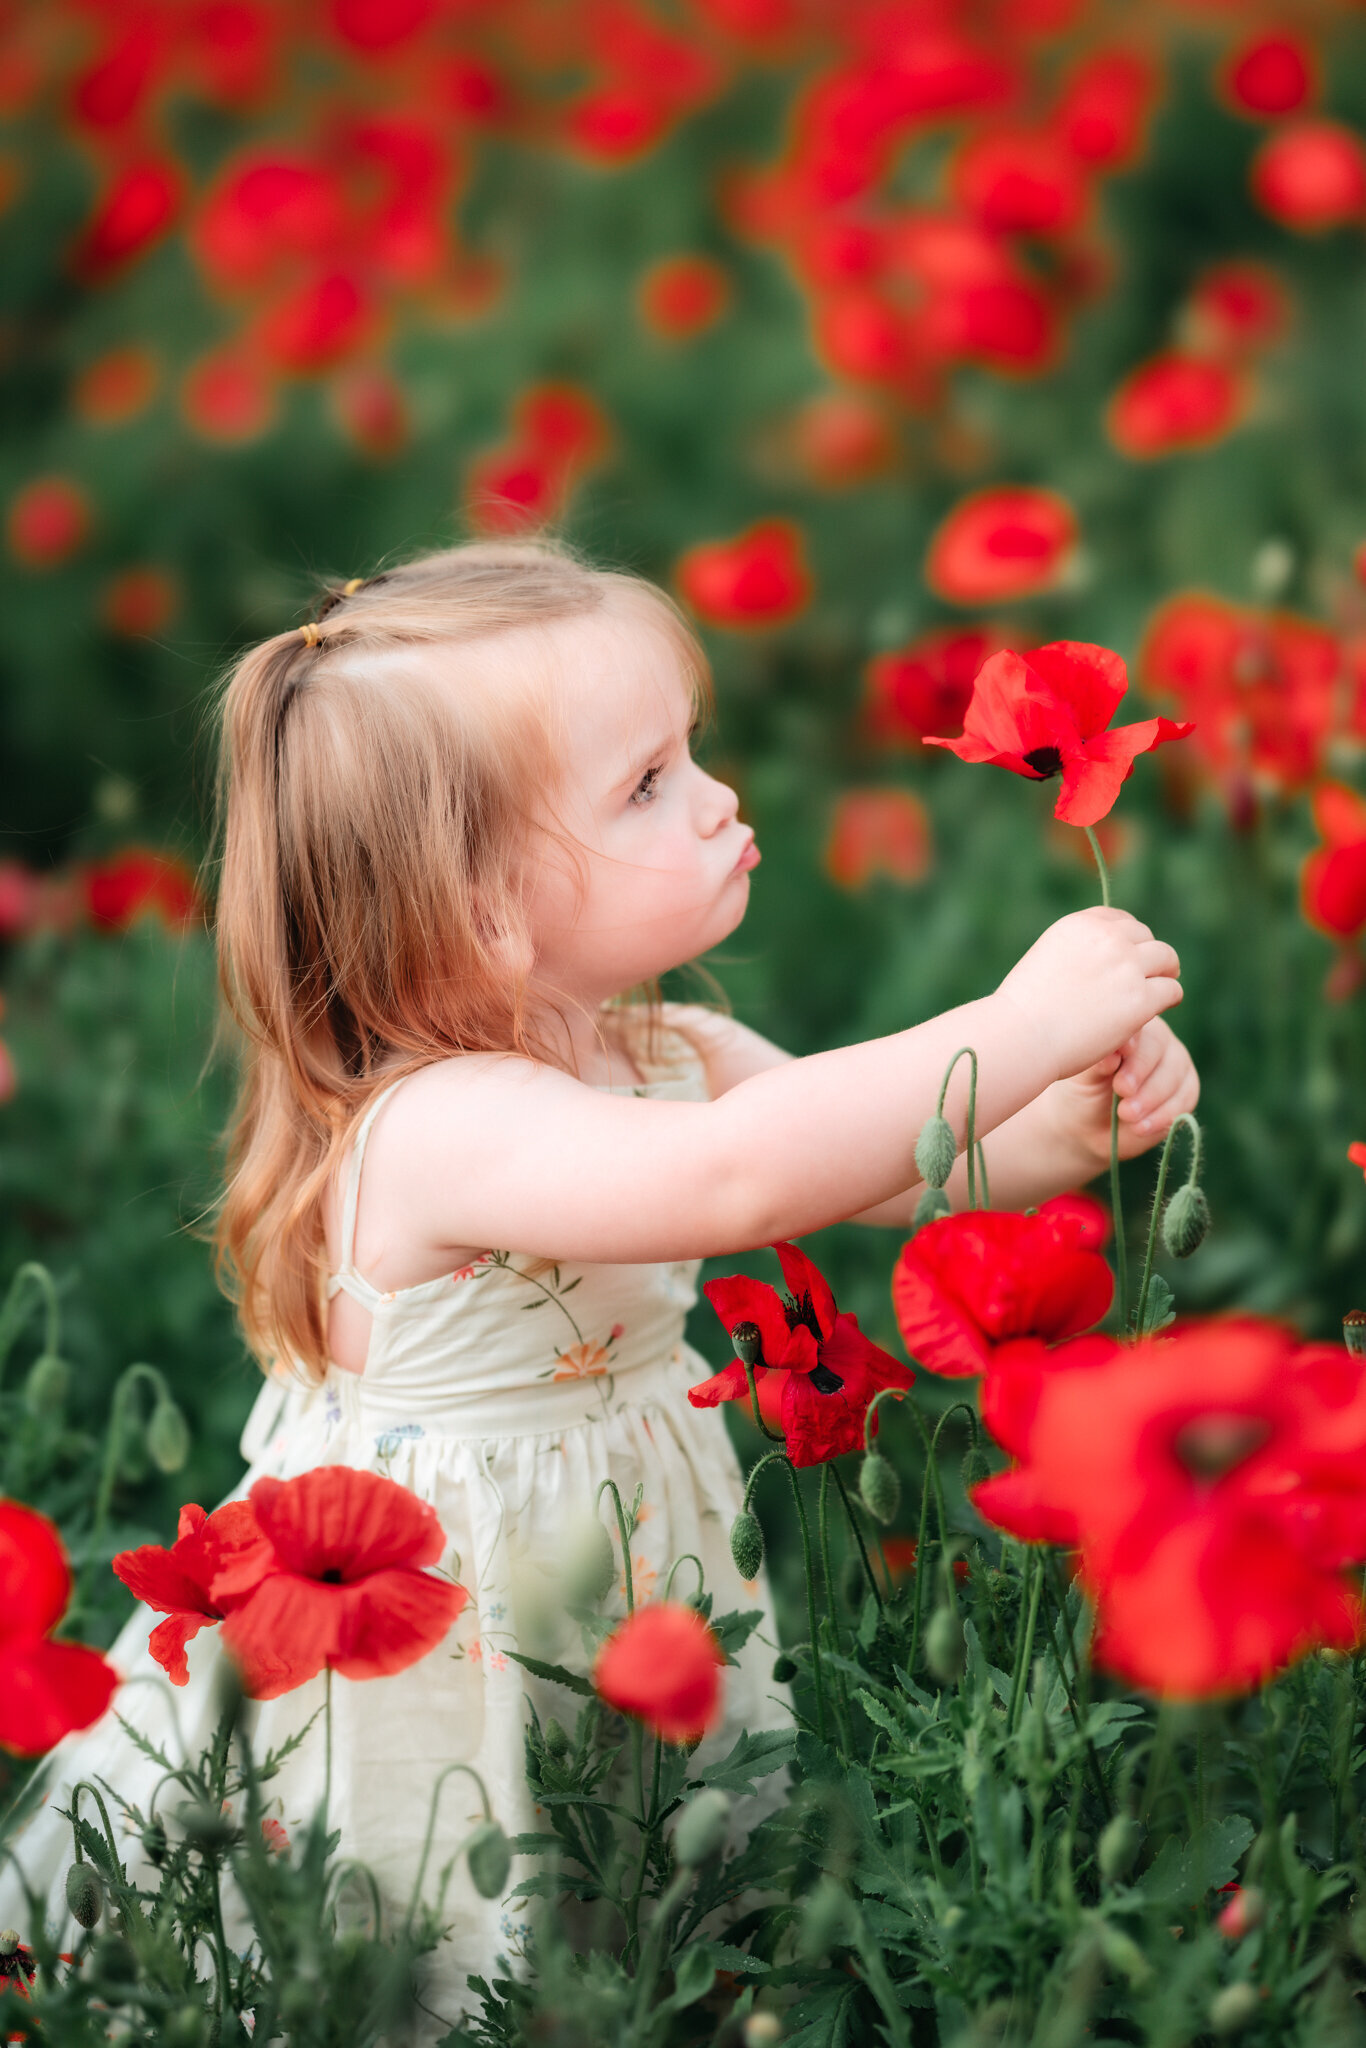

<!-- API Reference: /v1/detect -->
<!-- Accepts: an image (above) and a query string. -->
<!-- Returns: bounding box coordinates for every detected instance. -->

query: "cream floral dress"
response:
[0,1017,791,2038]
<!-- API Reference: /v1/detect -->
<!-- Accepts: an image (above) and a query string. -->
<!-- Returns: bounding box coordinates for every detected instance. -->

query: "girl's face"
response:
[519,602,755,1002]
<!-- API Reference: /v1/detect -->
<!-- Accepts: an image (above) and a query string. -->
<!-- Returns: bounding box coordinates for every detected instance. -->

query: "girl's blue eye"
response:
[630,765,662,808]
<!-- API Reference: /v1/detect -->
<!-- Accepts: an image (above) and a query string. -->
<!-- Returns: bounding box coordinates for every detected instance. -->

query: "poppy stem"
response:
[1109,1097,1130,1333]
[0,1260,59,1384]
[1083,826,1112,908]
[832,1462,886,1611]
[402,1762,493,1938]
[323,1667,333,1833]
[935,1047,980,1206]
[597,1479,636,1613]
[744,1361,784,1442]
[1133,1112,1201,1333]
[1007,1550,1044,1737]
[779,1460,827,1743]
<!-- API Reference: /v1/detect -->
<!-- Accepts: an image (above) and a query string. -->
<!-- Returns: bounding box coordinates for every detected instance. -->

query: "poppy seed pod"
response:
[466,1819,512,1900]
[562,1516,616,1605]
[543,1718,570,1759]
[730,1508,764,1580]
[1097,1812,1143,1881]
[141,1820,168,1866]
[772,1653,797,1683]
[925,1603,967,1684]
[674,1787,730,1866]
[147,1396,191,1474]
[914,1184,952,1228]
[65,1860,104,1929]
[915,1113,957,1190]
[1162,1181,1211,1259]
[1209,1982,1260,2036]
[858,1450,900,1526]
[1344,1310,1366,1357]
[729,1320,762,1367]
[24,1352,69,1418]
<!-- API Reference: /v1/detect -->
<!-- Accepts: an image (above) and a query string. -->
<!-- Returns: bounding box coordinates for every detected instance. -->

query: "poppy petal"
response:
[701,1273,798,1367]
[0,1501,72,1644]
[329,1568,467,1682]
[248,1466,446,1581]
[771,1241,838,1335]
[148,1611,212,1687]
[1055,718,1192,827]
[219,1574,335,1700]
[1023,641,1129,738]
[0,1638,118,1755]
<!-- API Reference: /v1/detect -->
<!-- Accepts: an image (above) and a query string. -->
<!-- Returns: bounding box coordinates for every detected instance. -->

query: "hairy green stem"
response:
[1133,1112,1202,1334]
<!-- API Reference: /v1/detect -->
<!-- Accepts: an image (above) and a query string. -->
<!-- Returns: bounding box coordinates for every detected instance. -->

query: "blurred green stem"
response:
[0,1262,59,1384]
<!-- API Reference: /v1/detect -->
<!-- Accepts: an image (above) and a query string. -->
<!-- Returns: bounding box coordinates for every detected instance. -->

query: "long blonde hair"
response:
[211,536,716,1382]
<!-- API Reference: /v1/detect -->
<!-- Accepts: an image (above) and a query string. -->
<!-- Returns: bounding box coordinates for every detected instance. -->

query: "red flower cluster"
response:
[0,1501,118,1756]
[690,1239,912,1467]
[863,626,1003,750]
[1301,782,1366,946]
[974,1320,1366,1697]
[466,384,611,536]
[675,519,812,630]
[823,787,932,891]
[892,1195,1113,1378]
[924,487,1077,607]
[926,640,1192,828]
[114,1467,468,1700]
[0,846,200,944]
[593,1601,726,1743]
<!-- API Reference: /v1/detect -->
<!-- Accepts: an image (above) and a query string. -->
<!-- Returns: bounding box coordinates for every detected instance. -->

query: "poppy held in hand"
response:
[892,1195,1113,1379]
[925,641,1193,828]
[211,1466,468,1700]
[690,1240,912,1466]
[113,1500,273,1686]
[593,1601,725,1743]
[973,1319,1366,1698]
[0,1501,118,1755]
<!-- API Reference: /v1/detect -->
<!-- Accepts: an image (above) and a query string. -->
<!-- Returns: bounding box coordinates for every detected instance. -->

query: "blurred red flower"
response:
[253,270,377,374]
[691,1239,912,1466]
[0,1500,118,1754]
[951,128,1089,237]
[114,1501,273,1687]
[1223,33,1314,119]
[924,486,1077,605]
[181,347,277,443]
[71,344,160,426]
[593,1602,725,1744]
[100,566,178,638]
[85,848,201,931]
[71,159,180,282]
[1053,49,1158,169]
[212,1466,468,1699]
[824,788,932,889]
[1251,120,1366,231]
[881,1537,970,1584]
[1349,1142,1366,1179]
[0,863,40,939]
[892,1196,1112,1379]
[638,254,730,339]
[467,383,610,534]
[675,518,812,629]
[974,1320,1366,1697]
[329,364,409,459]
[1107,351,1245,459]
[1182,261,1290,357]
[864,627,997,748]
[788,393,896,488]
[925,640,1192,827]
[1301,782,1366,942]
[6,476,91,570]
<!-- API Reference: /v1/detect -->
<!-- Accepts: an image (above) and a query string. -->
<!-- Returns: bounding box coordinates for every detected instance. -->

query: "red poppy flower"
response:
[1349,1142,1366,1179]
[6,477,91,570]
[892,1196,1112,1380]
[1251,121,1366,232]
[974,1319,1366,1698]
[690,1240,912,1467]
[1301,783,1366,941]
[823,788,932,890]
[925,641,1193,828]
[675,519,812,630]
[181,348,277,444]
[100,567,178,638]
[864,627,998,748]
[467,384,610,534]
[84,848,201,931]
[1107,352,1245,460]
[0,1501,117,1755]
[71,159,181,282]
[329,365,409,460]
[951,128,1089,238]
[881,1537,970,1585]
[213,1466,468,1700]
[593,1601,725,1743]
[788,393,896,489]
[1223,33,1314,120]
[638,254,730,339]
[72,345,160,427]
[113,1501,272,1687]
[925,487,1077,606]
[1053,49,1157,169]
[1182,262,1290,357]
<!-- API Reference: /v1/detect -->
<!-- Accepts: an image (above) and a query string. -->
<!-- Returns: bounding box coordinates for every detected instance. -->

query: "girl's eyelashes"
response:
[629,764,663,808]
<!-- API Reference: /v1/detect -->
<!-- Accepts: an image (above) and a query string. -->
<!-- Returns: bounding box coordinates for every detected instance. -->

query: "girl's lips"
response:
[733,838,761,873]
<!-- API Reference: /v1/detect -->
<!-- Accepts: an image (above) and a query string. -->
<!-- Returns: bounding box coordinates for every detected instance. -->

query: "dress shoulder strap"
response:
[326,1076,409,1308]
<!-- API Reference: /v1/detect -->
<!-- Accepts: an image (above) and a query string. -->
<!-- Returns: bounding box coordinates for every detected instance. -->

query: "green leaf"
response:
[695,1727,797,1794]
[1140,1814,1255,1906]
[662,1943,716,2010]
[505,1651,593,1696]
[1135,1273,1176,1335]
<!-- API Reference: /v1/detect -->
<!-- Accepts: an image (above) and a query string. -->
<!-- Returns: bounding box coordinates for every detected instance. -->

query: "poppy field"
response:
[8,0,1366,2040]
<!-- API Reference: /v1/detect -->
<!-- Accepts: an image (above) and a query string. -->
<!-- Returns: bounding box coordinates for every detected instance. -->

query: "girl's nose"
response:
[697,767,739,833]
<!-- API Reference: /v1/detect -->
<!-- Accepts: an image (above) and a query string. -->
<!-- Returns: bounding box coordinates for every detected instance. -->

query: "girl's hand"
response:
[1053,1019,1200,1173]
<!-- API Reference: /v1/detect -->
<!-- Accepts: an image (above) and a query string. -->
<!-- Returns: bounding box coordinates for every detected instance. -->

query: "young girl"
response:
[3,537,1195,2032]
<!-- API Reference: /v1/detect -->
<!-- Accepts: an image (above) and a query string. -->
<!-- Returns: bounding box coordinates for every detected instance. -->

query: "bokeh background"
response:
[4,0,1366,1535]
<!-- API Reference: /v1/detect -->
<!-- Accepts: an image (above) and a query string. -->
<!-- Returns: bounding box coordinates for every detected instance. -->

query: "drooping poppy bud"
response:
[147,1395,191,1473]
[914,1185,952,1228]
[1097,1811,1143,1881]
[730,1509,764,1580]
[562,1516,616,1606]
[1162,1181,1210,1259]
[915,1113,957,1190]
[1343,1311,1366,1357]
[771,1653,798,1683]
[24,1352,70,1418]
[465,1819,512,1900]
[65,1860,104,1928]
[924,1602,966,1684]
[543,1718,570,1758]
[858,1451,900,1526]
[673,1787,730,1865]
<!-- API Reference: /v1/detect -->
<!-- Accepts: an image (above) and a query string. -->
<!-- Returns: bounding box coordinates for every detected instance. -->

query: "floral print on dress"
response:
[553,1340,612,1381]
[451,1255,493,1285]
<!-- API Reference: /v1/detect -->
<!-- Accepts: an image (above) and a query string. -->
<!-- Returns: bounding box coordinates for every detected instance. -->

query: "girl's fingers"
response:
[1125,1056,1198,1132]
[1136,939,1181,981]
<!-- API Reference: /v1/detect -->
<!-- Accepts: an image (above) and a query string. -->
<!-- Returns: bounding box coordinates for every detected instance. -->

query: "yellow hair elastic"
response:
[343,577,363,595]
[298,622,322,647]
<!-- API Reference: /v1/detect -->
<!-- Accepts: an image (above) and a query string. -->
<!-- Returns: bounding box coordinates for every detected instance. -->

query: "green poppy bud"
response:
[562,1516,615,1606]
[858,1451,900,1526]
[90,1932,137,1985]
[163,2008,207,2048]
[772,1653,797,1684]
[1094,1919,1152,1988]
[674,1788,730,1866]
[1162,1182,1210,1260]
[24,1352,70,1418]
[924,1603,966,1685]
[798,1875,853,1959]
[466,1819,512,1900]
[141,1820,168,1866]
[1097,1813,1142,1882]
[914,1184,951,1229]
[914,1113,957,1190]
[147,1396,191,1474]
[730,1509,764,1581]
[65,1860,104,1929]
[730,1321,762,1367]
[1209,1983,1260,2036]
[1344,1311,1366,1357]
[543,1718,570,1760]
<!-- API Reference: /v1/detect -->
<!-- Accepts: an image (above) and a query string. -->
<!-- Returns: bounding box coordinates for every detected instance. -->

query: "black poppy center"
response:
[782,1288,824,1341]
[1022,746,1064,780]
[808,1362,845,1396]
[321,1567,344,1584]
[1173,1414,1270,1483]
